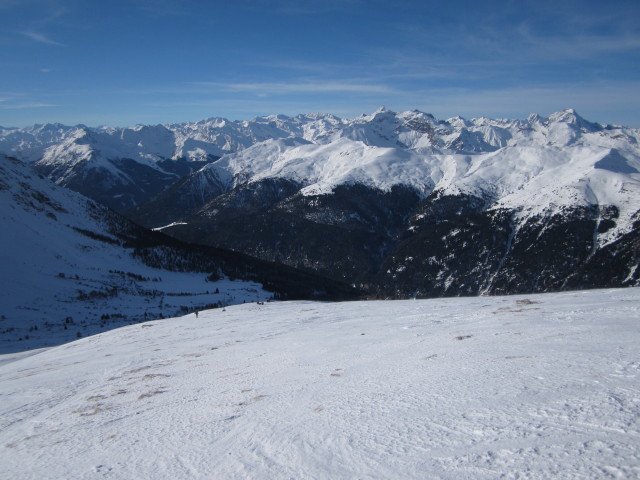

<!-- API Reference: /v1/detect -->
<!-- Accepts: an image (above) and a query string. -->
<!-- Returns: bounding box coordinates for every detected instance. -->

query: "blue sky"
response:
[1,0,639,127]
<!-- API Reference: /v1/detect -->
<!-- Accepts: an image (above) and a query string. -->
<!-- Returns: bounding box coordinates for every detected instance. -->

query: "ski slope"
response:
[1,288,639,479]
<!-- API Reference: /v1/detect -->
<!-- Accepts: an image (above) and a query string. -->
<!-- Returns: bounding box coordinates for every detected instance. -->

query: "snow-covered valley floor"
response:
[1,288,639,479]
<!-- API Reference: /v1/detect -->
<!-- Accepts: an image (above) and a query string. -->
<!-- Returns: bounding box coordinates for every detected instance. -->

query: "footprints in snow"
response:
[237,388,269,405]
[493,298,541,315]
[455,335,473,341]
[94,465,113,474]
[238,394,269,406]
[138,389,168,400]
[225,389,270,421]
[77,362,175,417]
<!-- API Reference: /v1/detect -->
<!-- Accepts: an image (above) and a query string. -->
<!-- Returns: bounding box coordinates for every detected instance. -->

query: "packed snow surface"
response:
[1,288,639,479]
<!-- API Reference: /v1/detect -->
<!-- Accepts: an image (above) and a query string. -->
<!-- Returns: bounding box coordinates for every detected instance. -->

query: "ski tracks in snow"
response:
[0,291,639,478]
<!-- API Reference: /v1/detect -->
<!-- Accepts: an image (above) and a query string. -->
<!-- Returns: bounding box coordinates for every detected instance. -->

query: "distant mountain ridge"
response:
[2,108,640,298]
[3,108,638,219]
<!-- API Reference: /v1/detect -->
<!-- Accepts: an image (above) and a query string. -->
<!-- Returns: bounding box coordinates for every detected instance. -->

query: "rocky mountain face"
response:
[375,196,636,297]
[2,108,640,298]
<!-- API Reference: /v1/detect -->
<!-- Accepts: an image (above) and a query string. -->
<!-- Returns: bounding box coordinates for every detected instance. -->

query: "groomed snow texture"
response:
[1,288,639,479]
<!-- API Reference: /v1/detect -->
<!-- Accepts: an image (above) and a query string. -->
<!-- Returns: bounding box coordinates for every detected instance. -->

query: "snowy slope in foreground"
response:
[1,288,639,479]
[0,155,269,353]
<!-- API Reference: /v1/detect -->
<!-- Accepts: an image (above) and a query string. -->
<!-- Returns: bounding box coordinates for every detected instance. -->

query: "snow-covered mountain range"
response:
[2,287,639,478]
[2,108,640,297]
[4,107,639,220]
[185,107,640,237]
[0,113,343,210]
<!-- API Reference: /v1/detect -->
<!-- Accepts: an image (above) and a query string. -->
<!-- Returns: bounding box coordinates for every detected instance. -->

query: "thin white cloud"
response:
[0,102,58,109]
[404,82,640,127]
[20,30,65,46]
[191,81,394,95]
[0,93,58,109]
[383,3,640,70]
[511,22,640,62]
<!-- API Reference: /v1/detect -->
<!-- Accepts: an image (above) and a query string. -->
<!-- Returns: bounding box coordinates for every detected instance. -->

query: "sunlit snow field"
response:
[1,288,639,479]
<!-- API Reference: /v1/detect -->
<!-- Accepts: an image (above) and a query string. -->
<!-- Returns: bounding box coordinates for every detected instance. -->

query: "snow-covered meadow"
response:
[1,288,639,479]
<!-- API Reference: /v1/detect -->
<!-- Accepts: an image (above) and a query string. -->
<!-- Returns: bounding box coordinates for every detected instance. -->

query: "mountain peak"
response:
[527,113,545,124]
[549,108,581,122]
[548,108,601,132]
[399,109,435,121]
[365,106,397,123]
